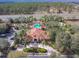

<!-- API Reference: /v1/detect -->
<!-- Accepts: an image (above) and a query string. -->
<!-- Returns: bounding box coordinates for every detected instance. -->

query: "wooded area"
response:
[0,2,73,14]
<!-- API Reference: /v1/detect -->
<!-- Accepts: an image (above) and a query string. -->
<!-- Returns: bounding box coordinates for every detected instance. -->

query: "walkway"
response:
[6,27,18,47]
[6,32,15,47]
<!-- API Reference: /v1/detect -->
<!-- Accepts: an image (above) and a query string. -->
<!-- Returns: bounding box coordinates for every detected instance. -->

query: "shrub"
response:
[37,48,47,53]
[23,48,47,53]
[23,48,34,52]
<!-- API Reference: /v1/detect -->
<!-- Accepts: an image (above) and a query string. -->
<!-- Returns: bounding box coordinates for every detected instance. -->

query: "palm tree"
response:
[26,16,36,23]
[40,15,49,22]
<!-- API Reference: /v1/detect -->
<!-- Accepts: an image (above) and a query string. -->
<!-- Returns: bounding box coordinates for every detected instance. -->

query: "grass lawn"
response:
[8,51,27,58]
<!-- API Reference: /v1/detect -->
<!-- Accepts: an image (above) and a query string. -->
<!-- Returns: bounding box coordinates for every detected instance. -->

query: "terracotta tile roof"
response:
[26,28,49,40]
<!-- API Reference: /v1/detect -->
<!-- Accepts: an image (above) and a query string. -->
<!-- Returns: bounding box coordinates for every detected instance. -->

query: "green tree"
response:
[71,33,79,55]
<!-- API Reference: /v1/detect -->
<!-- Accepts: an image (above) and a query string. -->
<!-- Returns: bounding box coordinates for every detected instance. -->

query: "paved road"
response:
[0,13,79,21]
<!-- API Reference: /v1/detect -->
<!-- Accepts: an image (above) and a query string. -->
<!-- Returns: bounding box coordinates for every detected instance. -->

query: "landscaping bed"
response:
[23,48,47,53]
